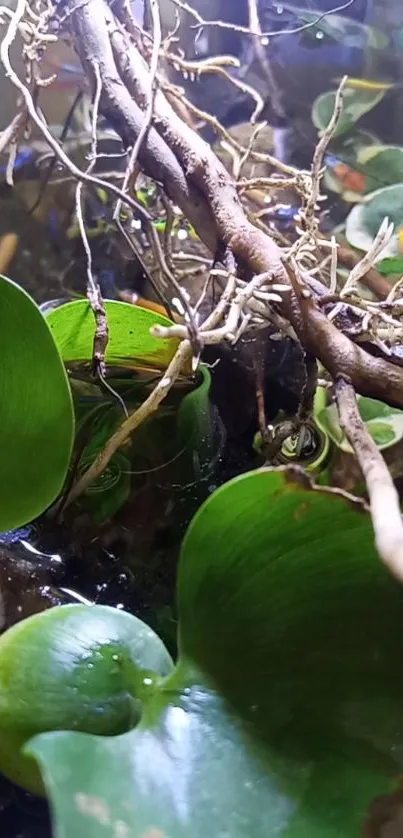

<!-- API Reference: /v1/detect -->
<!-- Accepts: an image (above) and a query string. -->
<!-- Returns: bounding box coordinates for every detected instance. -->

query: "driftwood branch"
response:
[335,376,403,583]
[65,0,219,250]
[58,0,403,408]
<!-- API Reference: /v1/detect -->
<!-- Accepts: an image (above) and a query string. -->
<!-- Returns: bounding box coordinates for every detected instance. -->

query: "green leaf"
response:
[316,395,403,453]
[0,276,74,531]
[357,396,400,422]
[316,402,346,448]
[281,4,389,49]
[28,679,301,838]
[71,366,216,523]
[345,183,403,254]
[20,468,403,837]
[175,365,217,482]
[356,145,403,194]
[0,604,173,794]
[366,421,395,447]
[324,140,403,202]
[73,404,132,523]
[312,88,385,137]
[374,256,403,276]
[46,300,180,371]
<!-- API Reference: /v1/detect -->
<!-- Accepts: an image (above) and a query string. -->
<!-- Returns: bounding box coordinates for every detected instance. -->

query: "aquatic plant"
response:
[0,468,402,837]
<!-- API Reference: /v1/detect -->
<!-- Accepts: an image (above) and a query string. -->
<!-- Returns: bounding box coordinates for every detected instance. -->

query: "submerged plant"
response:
[312,84,403,205]
[45,298,220,524]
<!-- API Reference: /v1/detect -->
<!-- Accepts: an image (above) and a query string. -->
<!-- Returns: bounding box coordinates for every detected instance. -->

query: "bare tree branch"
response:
[335,375,403,583]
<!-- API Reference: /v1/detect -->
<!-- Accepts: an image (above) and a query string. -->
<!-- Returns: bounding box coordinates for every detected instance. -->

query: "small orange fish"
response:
[325,154,367,194]
[333,162,366,194]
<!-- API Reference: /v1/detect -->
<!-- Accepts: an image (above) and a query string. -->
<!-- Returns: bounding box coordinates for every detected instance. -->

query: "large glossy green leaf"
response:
[0,276,74,531]
[24,468,403,837]
[46,299,180,371]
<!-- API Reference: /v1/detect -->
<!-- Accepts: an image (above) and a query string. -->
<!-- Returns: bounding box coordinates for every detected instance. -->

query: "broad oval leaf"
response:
[358,396,401,422]
[28,679,311,838]
[312,87,385,137]
[23,468,403,837]
[316,392,403,452]
[345,182,403,254]
[46,299,180,371]
[0,276,74,531]
[0,603,173,793]
[366,420,395,447]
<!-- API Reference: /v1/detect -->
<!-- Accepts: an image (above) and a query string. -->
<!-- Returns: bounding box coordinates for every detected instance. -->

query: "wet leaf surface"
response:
[11,469,403,838]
